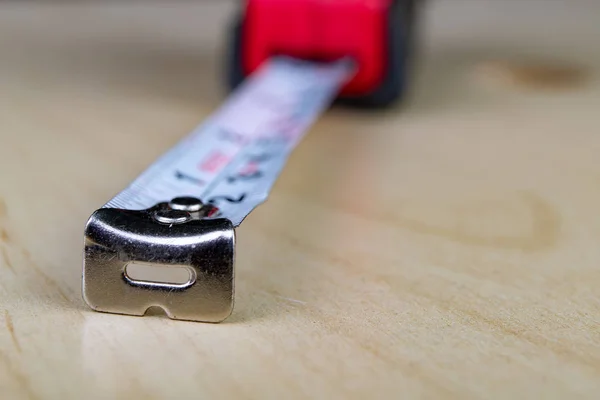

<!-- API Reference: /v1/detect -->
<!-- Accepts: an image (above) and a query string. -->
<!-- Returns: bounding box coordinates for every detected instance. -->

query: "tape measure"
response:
[82,57,355,322]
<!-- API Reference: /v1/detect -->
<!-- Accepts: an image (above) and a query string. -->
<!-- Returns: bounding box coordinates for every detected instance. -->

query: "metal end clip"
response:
[82,197,235,323]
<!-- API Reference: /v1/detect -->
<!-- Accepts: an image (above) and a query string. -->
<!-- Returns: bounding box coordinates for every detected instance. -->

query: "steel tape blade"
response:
[104,57,354,226]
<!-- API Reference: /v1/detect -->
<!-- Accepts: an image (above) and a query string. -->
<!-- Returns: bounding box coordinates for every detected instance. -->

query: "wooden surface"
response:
[1,1,599,399]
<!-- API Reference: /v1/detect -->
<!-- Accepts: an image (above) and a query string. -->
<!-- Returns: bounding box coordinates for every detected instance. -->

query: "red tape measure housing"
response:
[243,0,391,96]
[228,0,417,108]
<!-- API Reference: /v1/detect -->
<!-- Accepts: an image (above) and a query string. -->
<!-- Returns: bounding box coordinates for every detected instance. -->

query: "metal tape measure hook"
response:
[83,197,235,323]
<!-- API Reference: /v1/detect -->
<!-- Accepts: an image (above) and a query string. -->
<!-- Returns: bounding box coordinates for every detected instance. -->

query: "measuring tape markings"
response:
[105,57,354,226]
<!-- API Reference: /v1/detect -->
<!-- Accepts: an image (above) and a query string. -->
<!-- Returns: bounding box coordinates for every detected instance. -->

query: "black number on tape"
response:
[208,194,247,205]
[175,171,205,186]
[227,171,263,183]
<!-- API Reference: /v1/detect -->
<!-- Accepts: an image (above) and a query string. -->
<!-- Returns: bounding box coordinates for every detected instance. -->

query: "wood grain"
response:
[0,1,599,399]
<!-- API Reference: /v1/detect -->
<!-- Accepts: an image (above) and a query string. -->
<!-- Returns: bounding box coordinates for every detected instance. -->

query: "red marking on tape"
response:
[239,161,259,176]
[199,151,231,173]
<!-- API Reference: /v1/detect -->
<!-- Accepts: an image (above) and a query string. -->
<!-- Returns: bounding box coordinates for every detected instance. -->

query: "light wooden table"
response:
[1,1,599,399]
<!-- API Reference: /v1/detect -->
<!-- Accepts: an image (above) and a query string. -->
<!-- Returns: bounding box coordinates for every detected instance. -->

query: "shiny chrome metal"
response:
[153,209,192,224]
[169,196,204,212]
[82,201,235,323]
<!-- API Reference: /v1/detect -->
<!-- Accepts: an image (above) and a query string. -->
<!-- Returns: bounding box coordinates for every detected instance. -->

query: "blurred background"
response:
[0,0,595,115]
